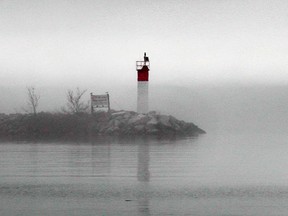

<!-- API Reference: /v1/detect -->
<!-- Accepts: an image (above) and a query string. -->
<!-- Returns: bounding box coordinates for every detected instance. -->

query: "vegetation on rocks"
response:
[0,110,205,140]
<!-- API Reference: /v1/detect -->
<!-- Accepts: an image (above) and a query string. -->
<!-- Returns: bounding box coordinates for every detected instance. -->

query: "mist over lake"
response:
[1,0,288,214]
[2,84,288,134]
[1,84,288,215]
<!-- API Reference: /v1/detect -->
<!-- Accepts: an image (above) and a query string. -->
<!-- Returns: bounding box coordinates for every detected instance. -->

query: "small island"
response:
[0,110,205,140]
[0,53,205,141]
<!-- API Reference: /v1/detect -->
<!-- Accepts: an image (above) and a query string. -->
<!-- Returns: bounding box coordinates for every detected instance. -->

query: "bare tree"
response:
[65,87,89,114]
[26,86,40,115]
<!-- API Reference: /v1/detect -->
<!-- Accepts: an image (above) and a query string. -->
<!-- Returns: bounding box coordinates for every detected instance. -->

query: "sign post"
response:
[90,92,110,113]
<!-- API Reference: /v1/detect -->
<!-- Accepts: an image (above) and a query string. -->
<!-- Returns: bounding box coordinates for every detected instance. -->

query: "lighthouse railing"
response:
[136,61,150,70]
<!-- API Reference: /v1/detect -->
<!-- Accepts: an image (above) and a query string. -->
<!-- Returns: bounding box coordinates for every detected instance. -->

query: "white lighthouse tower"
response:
[136,52,150,113]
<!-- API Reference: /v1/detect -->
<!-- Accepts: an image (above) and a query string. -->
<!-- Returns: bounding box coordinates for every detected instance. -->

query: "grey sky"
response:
[1,0,288,87]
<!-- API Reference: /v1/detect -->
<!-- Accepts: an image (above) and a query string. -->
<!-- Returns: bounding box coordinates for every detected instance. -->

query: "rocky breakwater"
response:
[0,111,205,140]
[91,110,205,136]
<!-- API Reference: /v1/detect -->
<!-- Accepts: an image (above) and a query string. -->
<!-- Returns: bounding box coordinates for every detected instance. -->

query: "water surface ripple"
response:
[1,133,288,216]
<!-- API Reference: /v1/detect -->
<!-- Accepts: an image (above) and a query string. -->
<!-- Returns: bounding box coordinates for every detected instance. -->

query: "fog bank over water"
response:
[1,84,288,134]
[151,84,288,134]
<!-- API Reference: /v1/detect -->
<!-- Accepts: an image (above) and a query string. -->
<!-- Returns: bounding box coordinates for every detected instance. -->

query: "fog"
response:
[1,0,288,86]
[1,83,288,135]
[1,0,288,134]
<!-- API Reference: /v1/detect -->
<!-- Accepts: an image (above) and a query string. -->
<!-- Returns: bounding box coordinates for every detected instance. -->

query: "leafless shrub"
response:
[64,87,89,114]
[25,86,40,115]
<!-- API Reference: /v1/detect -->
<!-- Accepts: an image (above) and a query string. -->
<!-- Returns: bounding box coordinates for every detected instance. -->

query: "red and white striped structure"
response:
[136,53,150,113]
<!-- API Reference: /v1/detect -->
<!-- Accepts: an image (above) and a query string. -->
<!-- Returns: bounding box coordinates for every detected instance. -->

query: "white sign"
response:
[91,94,109,108]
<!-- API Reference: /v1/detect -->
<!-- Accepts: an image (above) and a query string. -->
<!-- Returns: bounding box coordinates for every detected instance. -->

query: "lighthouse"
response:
[136,52,150,113]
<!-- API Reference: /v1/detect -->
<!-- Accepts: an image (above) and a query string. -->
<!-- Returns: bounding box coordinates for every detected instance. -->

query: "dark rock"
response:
[0,110,205,140]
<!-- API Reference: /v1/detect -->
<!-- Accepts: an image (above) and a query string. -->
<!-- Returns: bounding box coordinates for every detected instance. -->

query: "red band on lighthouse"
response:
[136,52,150,81]
[137,65,149,81]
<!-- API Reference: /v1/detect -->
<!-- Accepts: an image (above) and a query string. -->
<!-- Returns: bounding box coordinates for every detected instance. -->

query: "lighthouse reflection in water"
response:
[2,133,288,215]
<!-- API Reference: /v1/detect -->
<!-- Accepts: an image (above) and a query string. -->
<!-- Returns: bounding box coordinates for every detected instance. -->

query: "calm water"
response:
[1,133,288,216]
